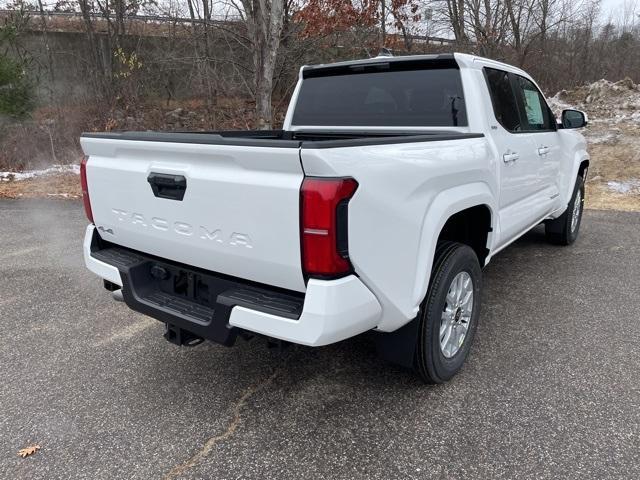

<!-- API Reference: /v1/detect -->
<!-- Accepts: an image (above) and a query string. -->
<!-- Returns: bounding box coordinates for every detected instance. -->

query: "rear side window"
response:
[513,75,555,131]
[292,65,467,127]
[484,68,521,132]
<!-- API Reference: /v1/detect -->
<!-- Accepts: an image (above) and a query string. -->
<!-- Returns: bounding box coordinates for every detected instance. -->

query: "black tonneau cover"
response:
[81,130,483,149]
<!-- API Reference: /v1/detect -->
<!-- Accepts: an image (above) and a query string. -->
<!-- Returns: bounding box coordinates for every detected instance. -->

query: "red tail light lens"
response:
[80,155,94,223]
[301,177,358,278]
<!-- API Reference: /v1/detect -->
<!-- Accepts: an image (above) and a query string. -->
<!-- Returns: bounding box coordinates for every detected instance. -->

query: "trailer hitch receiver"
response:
[164,323,204,347]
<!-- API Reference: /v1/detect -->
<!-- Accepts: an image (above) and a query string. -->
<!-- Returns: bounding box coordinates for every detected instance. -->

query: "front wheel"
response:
[415,242,482,383]
[545,176,585,245]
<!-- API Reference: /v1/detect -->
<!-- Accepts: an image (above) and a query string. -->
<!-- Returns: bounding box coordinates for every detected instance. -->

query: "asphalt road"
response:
[1,200,639,480]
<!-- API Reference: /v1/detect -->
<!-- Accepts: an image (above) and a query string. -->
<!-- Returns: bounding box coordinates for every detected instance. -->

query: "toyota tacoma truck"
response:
[81,53,589,383]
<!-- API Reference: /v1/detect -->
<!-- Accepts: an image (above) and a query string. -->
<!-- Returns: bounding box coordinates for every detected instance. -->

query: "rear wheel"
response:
[545,176,585,245]
[415,242,482,383]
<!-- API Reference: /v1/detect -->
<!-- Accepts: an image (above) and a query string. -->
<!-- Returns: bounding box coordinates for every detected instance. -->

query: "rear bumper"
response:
[83,226,123,286]
[83,225,381,346]
[229,276,381,346]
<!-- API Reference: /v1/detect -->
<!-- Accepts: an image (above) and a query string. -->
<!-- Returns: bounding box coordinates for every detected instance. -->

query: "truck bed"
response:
[80,128,485,293]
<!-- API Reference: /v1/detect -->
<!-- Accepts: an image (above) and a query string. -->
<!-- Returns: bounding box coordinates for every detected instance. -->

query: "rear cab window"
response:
[484,67,521,132]
[484,66,556,133]
[292,59,468,128]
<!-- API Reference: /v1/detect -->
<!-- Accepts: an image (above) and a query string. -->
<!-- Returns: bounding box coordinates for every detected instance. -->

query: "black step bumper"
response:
[90,233,304,346]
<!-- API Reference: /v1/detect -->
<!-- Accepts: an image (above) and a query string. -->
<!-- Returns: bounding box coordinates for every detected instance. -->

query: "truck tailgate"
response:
[81,137,306,292]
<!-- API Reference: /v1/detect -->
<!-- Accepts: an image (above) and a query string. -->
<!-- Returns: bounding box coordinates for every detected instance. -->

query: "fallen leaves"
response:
[17,445,41,458]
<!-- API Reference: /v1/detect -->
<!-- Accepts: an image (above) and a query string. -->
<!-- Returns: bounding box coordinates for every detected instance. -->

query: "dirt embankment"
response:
[550,78,640,211]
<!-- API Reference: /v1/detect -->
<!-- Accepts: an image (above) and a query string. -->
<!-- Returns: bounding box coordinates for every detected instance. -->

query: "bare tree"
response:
[233,0,286,129]
[77,0,110,96]
[445,0,467,42]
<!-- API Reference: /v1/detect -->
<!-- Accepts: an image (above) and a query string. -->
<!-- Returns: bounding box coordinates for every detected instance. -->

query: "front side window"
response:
[513,75,555,131]
[484,68,521,132]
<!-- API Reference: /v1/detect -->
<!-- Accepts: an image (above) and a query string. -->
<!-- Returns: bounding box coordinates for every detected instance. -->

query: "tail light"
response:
[80,155,94,223]
[301,177,358,278]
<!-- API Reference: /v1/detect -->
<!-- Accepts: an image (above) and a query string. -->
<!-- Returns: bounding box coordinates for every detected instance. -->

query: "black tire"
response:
[415,241,482,384]
[545,176,585,245]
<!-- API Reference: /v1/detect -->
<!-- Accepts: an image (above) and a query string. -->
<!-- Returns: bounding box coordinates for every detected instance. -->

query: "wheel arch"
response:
[565,152,590,208]
[376,189,494,370]
[437,205,492,267]
[578,158,590,179]
[411,182,496,310]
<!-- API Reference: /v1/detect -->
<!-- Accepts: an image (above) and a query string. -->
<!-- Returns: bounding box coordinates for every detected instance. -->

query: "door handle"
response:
[503,152,519,163]
[147,172,187,201]
[537,146,550,156]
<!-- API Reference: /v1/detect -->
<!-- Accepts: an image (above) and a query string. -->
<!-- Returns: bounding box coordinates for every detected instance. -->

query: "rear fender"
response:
[411,183,495,310]
[376,184,494,368]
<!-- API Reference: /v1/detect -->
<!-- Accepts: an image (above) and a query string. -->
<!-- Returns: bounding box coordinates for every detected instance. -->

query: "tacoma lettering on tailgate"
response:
[109,208,253,248]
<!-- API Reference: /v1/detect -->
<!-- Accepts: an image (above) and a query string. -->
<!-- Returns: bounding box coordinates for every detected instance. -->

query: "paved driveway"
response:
[1,200,639,479]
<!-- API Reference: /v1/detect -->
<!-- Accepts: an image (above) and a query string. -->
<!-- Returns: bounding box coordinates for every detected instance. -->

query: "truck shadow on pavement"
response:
[146,224,562,393]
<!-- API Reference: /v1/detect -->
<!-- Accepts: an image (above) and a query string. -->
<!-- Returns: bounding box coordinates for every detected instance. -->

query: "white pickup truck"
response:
[81,53,589,383]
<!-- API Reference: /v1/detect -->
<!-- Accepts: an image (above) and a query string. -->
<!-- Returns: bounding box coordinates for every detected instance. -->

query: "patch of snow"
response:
[607,179,640,194]
[0,164,80,182]
[585,129,621,145]
[551,77,640,123]
[47,193,77,198]
[547,93,574,113]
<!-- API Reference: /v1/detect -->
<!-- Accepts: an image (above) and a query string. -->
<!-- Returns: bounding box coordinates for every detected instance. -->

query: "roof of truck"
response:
[302,52,529,78]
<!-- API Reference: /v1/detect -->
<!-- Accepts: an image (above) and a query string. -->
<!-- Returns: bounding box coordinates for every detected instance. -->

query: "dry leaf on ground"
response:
[17,445,41,458]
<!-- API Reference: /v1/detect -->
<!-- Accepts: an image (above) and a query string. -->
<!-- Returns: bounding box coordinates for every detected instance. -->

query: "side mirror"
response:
[561,109,587,129]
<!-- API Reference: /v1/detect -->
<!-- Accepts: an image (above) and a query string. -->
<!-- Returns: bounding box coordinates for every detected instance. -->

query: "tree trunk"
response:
[446,0,466,43]
[241,0,286,130]
[381,0,386,47]
[77,0,108,97]
[36,0,55,102]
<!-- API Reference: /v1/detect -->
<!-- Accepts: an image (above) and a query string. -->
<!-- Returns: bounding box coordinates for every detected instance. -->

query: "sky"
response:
[600,0,639,21]
[601,0,624,8]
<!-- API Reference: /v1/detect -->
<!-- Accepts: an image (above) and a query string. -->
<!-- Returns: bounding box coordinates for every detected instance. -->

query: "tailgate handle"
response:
[147,173,187,201]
